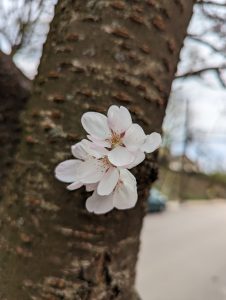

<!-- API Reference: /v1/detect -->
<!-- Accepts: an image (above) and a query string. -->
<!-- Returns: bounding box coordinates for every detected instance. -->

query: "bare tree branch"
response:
[187,34,225,55]
[176,66,226,87]
[197,1,226,7]
[0,0,50,57]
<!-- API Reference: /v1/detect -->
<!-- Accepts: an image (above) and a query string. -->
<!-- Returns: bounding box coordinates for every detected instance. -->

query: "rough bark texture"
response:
[0,51,31,197]
[0,1,194,299]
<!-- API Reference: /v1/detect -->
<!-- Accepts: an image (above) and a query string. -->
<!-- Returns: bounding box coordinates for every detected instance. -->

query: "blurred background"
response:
[1,0,226,299]
[158,0,226,202]
[136,1,226,299]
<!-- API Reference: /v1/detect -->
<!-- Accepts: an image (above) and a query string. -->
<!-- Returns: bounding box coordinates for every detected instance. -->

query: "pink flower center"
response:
[101,156,112,168]
[110,132,124,148]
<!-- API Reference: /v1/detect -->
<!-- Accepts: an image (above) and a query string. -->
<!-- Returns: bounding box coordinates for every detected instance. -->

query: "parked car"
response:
[148,188,167,213]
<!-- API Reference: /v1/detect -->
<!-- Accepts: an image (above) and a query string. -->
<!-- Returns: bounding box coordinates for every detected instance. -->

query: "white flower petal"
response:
[141,132,162,153]
[107,105,132,134]
[97,167,119,196]
[113,169,137,210]
[67,181,83,190]
[126,151,145,169]
[108,146,134,167]
[89,144,109,158]
[81,112,111,139]
[71,140,90,160]
[123,124,146,151]
[86,190,114,214]
[78,159,106,184]
[55,160,81,183]
[86,183,98,192]
[75,139,108,159]
[87,135,111,148]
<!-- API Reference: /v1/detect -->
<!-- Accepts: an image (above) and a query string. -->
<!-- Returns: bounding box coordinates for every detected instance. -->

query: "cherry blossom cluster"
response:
[55,105,161,214]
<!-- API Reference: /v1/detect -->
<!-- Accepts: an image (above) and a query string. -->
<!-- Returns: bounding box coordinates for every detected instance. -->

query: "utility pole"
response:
[180,98,190,202]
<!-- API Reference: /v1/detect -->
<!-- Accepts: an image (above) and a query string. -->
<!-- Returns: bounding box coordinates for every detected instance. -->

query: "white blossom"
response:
[82,105,161,167]
[86,169,137,214]
[55,139,119,195]
[55,105,162,214]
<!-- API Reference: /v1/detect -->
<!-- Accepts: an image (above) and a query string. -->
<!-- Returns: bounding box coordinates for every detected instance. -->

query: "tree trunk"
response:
[0,51,31,197]
[0,1,194,299]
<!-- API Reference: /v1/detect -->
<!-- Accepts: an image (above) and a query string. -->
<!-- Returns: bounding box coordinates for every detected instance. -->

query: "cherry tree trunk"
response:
[0,1,194,299]
[0,51,31,196]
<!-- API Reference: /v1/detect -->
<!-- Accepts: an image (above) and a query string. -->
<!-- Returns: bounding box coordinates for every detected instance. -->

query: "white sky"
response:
[163,2,226,173]
[168,78,226,172]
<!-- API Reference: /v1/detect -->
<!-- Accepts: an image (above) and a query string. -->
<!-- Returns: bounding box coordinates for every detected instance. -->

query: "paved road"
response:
[136,201,226,300]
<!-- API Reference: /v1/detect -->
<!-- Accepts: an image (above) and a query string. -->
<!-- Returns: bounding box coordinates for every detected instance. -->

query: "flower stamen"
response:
[101,156,112,168]
[111,132,123,148]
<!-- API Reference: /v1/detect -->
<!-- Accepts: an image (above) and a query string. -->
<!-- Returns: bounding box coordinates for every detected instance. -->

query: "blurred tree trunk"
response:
[0,51,31,196]
[0,1,194,299]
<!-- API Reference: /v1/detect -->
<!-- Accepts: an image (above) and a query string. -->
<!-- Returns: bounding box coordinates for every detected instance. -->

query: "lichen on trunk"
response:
[0,1,194,299]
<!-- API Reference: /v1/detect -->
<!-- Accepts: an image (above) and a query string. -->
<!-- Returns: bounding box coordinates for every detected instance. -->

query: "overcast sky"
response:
[164,2,226,173]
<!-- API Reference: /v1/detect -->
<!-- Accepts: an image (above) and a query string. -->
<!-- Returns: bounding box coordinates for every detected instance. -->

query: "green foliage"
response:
[209,172,226,185]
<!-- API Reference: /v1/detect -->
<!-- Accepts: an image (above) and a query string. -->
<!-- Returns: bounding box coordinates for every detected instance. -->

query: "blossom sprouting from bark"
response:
[55,105,162,214]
